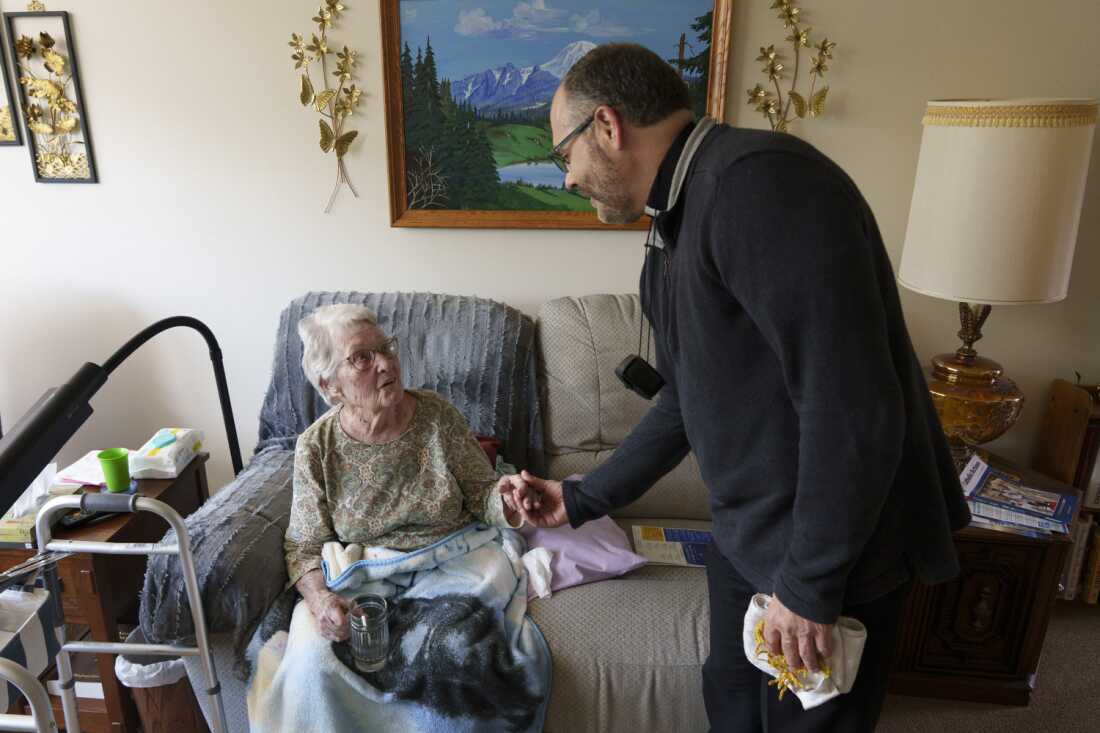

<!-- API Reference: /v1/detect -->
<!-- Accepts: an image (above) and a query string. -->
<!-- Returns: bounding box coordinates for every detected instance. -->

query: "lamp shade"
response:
[899,98,1097,305]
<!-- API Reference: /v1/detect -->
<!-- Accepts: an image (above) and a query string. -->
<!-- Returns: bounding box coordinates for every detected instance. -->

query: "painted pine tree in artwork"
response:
[671,10,713,119]
[403,38,499,209]
[420,39,445,124]
[439,101,500,209]
[404,47,429,162]
[400,42,414,115]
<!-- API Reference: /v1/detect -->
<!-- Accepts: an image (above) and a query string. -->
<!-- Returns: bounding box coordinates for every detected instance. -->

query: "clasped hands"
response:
[496,470,568,529]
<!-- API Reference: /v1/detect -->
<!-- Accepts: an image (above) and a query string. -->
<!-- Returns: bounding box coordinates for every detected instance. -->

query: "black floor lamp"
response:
[0,316,243,514]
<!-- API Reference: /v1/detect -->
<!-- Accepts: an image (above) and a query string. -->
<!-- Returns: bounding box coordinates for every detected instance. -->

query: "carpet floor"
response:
[878,601,1100,732]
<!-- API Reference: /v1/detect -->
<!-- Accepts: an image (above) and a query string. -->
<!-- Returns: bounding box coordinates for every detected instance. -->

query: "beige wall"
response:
[0,0,1096,491]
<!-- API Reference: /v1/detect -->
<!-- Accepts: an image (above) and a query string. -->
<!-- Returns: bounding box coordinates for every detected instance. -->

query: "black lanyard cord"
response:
[640,215,660,363]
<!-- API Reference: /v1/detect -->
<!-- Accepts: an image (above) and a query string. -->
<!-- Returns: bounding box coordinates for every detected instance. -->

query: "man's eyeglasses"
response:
[549,115,594,173]
[345,336,399,371]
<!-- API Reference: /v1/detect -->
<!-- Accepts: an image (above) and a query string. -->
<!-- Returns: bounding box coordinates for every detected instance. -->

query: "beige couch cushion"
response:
[529,514,712,733]
[537,294,710,520]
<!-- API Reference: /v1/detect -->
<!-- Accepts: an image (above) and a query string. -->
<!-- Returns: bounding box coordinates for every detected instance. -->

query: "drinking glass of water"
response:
[349,595,389,672]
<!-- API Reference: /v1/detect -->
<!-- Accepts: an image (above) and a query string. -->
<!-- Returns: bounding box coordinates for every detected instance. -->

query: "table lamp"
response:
[899,98,1098,464]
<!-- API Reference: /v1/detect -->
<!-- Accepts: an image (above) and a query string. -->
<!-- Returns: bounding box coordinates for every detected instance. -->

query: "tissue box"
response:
[130,428,204,480]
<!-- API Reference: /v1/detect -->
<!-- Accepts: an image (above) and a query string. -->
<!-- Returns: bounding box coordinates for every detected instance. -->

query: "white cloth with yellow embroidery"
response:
[742,593,867,710]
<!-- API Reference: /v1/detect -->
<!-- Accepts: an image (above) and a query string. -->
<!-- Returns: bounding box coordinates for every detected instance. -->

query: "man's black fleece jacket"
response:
[563,123,970,624]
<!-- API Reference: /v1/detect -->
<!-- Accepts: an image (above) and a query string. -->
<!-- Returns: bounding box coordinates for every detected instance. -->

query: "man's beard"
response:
[584,141,640,225]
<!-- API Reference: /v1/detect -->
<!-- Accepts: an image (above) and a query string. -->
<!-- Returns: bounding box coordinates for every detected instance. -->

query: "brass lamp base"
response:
[927,303,1025,469]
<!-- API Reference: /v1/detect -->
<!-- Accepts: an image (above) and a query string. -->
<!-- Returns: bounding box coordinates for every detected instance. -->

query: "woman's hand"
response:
[308,590,352,641]
[296,569,351,641]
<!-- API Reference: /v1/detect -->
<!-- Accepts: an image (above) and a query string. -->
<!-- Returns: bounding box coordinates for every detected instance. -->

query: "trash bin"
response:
[114,629,209,733]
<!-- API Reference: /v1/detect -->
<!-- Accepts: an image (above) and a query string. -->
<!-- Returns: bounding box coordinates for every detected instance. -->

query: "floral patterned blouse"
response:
[284,389,513,585]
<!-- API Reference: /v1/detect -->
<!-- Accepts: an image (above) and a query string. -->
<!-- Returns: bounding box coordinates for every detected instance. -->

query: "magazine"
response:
[630,525,712,567]
[960,453,1077,533]
[966,500,1071,534]
[968,514,1051,539]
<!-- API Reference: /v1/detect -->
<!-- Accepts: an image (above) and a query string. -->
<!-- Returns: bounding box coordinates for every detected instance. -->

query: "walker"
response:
[0,493,227,733]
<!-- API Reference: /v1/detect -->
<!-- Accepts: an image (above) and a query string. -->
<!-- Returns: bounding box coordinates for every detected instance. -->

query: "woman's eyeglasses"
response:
[345,336,399,371]
[549,115,594,173]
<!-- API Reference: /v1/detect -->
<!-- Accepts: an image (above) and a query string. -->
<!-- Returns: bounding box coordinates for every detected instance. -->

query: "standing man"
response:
[512,44,970,731]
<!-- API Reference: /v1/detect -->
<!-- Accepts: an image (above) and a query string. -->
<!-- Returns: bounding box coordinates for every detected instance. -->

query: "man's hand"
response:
[307,590,351,642]
[763,594,833,673]
[516,470,569,528]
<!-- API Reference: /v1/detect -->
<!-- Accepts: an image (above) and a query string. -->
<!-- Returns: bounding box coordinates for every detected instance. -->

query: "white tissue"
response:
[3,463,56,519]
[522,547,554,600]
[58,451,110,486]
[742,593,867,710]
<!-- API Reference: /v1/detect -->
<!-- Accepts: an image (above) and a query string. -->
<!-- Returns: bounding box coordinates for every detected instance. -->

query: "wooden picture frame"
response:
[379,0,733,229]
[4,11,97,183]
[0,25,21,146]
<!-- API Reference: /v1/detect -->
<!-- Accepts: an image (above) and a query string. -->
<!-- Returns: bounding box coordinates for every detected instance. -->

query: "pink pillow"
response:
[520,515,648,600]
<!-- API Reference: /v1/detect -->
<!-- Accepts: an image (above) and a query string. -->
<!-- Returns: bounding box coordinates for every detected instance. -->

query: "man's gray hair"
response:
[561,43,693,127]
[298,303,380,405]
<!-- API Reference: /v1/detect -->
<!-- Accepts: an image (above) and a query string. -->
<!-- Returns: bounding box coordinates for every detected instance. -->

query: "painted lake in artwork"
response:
[497,162,565,187]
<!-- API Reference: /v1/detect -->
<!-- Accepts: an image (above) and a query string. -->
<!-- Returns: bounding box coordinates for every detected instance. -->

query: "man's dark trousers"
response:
[703,542,911,732]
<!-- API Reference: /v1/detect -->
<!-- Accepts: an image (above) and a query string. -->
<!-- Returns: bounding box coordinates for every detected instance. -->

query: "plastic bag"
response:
[114,629,187,688]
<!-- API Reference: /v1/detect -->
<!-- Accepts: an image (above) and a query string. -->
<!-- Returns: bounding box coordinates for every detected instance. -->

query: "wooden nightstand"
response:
[888,452,1074,706]
[0,454,210,733]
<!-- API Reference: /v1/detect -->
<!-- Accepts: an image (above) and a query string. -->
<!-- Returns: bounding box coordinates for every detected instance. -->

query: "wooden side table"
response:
[888,452,1074,705]
[0,454,210,733]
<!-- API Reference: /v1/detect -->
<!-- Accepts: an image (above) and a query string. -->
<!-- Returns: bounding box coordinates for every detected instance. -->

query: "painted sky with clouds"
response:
[400,0,713,81]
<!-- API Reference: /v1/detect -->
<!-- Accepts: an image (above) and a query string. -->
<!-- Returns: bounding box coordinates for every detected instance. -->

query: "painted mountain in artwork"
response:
[451,41,597,113]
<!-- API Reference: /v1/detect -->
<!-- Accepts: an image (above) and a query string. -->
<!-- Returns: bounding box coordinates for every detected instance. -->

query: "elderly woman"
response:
[285,303,530,642]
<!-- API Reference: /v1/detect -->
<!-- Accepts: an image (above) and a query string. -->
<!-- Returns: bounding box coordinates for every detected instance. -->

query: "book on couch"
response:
[630,525,712,567]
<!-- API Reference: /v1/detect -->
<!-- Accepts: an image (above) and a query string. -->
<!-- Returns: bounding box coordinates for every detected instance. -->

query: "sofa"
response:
[141,292,713,732]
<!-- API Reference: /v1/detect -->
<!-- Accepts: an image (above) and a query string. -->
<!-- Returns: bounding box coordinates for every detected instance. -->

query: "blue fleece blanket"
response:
[246,525,551,732]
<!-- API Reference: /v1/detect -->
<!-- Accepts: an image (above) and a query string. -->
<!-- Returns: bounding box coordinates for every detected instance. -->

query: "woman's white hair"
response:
[298,303,380,405]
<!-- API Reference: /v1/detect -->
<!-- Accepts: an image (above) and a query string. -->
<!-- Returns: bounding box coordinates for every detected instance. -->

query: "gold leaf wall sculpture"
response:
[290,1,363,212]
[746,1,838,134]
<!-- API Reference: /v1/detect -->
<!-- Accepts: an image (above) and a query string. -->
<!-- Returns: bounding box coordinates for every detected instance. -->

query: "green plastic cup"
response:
[97,448,131,492]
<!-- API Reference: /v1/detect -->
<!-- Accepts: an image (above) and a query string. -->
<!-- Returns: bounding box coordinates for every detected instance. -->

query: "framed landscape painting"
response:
[380,0,733,229]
